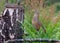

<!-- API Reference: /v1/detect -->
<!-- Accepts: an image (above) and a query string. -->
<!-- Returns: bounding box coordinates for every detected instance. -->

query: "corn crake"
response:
[32,10,46,33]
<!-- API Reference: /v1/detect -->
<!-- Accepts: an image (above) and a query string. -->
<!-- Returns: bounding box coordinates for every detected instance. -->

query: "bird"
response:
[32,10,46,33]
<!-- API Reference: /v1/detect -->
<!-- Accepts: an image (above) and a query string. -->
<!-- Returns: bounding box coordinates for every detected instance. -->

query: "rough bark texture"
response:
[0,4,24,43]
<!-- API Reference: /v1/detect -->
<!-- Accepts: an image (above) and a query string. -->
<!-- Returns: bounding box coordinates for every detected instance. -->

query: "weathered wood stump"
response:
[0,15,5,43]
[0,3,24,43]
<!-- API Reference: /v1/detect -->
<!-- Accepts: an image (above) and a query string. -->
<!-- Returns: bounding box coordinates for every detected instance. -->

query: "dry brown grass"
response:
[49,5,55,19]
[25,0,45,10]
[51,11,60,25]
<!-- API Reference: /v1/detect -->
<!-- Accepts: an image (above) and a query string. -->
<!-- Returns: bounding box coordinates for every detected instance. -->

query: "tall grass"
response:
[23,2,60,41]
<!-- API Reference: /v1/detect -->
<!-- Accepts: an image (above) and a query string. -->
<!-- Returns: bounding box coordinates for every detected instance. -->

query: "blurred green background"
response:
[1,0,60,43]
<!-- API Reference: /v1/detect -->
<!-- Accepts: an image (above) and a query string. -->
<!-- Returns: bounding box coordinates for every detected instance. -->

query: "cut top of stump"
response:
[5,3,23,8]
